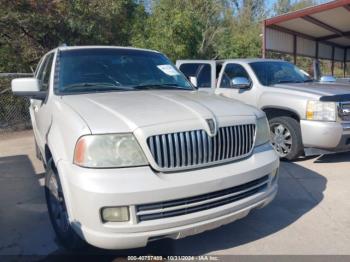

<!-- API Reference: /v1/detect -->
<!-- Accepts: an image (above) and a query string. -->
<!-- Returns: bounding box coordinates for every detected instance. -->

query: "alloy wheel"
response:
[271,123,292,157]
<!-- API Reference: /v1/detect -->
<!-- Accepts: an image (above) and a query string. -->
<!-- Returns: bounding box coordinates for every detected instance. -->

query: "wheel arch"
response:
[262,106,301,122]
[44,145,52,161]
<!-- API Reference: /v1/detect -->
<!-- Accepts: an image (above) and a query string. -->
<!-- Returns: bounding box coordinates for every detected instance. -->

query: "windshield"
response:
[249,61,312,86]
[56,48,193,94]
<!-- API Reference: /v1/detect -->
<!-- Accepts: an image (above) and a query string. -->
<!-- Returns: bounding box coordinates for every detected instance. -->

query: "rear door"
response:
[176,60,216,92]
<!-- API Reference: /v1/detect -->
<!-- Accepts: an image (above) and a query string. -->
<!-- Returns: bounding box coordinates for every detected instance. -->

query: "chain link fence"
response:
[0,74,33,133]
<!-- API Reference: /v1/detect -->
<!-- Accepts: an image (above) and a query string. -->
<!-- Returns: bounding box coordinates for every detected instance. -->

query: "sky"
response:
[267,0,277,8]
[143,0,332,14]
[267,0,331,9]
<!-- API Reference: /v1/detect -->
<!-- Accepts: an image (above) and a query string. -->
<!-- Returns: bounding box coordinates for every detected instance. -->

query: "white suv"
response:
[12,46,279,250]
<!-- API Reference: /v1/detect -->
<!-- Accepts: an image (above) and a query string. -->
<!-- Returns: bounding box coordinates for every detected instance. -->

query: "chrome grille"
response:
[339,102,350,121]
[147,124,255,170]
[136,175,269,222]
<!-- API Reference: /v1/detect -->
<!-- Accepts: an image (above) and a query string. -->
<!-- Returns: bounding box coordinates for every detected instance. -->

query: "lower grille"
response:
[136,175,269,222]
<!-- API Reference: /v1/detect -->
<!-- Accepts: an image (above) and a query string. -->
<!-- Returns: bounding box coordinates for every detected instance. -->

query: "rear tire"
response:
[45,159,86,250]
[269,116,304,160]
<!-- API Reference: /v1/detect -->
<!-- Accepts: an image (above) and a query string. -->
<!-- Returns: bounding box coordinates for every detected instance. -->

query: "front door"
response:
[31,52,54,153]
[176,61,216,93]
[215,62,258,107]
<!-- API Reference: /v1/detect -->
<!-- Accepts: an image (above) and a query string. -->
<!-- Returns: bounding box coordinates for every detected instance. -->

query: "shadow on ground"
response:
[42,160,327,259]
[287,152,350,164]
[313,152,350,163]
[0,155,57,255]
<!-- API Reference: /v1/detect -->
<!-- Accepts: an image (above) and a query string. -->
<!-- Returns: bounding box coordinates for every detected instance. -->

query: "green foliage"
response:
[273,0,293,15]
[132,0,267,61]
[213,6,263,59]
[273,0,320,15]
[132,0,225,60]
[0,0,338,73]
[0,0,146,72]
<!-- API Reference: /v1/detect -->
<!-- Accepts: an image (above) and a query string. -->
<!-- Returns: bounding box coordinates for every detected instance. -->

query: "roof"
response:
[216,58,284,63]
[56,45,160,53]
[263,0,350,61]
[177,58,283,64]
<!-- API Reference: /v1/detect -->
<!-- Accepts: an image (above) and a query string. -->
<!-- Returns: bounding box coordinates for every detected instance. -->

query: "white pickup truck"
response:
[177,59,350,160]
[11,46,279,250]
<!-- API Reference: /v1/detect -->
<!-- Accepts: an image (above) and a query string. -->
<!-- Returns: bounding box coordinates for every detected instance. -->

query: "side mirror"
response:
[231,77,251,89]
[189,76,198,87]
[11,78,46,100]
[320,75,336,83]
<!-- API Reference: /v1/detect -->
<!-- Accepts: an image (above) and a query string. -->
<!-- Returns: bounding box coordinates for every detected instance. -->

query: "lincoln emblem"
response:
[206,119,216,136]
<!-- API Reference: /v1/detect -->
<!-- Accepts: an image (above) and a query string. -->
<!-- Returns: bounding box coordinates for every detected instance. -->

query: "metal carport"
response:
[262,0,350,77]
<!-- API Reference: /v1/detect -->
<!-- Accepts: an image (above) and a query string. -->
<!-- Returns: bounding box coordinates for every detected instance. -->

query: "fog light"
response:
[101,207,129,222]
[271,168,279,185]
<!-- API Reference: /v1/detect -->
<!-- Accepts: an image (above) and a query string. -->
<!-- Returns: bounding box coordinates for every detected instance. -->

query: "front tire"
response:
[45,159,85,250]
[269,116,304,160]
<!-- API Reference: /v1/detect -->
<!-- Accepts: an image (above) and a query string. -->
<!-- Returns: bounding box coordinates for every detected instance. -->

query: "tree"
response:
[273,0,319,15]
[273,0,293,15]
[132,0,226,60]
[0,0,147,72]
[213,0,266,59]
[230,0,267,21]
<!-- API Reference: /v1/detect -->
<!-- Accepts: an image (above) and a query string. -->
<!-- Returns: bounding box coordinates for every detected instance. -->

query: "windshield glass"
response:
[249,61,312,86]
[56,48,193,94]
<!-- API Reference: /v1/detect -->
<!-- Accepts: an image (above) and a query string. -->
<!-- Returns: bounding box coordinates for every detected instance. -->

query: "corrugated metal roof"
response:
[264,0,350,61]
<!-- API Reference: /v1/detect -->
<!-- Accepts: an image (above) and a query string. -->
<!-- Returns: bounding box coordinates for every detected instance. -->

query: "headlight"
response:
[306,101,336,121]
[255,116,270,146]
[74,134,148,168]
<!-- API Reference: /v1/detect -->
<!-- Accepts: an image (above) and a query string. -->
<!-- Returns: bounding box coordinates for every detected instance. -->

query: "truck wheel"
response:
[45,159,85,250]
[269,116,303,160]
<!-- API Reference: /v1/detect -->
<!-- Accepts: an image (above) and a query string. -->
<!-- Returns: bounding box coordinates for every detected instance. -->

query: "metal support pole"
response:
[293,35,297,65]
[331,46,335,76]
[313,41,320,80]
[262,21,266,59]
[344,48,347,78]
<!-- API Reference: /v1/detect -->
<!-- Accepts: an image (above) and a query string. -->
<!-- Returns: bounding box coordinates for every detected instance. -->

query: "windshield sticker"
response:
[157,65,180,76]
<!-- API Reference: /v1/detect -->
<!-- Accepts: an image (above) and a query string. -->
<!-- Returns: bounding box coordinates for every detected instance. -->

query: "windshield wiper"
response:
[130,83,189,90]
[303,79,314,83]
[61,82,133,92]
[275,80,302,84]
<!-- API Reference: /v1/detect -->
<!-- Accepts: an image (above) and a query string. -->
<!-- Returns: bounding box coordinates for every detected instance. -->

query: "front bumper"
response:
[301,120,350,151]
[56,143,279,249]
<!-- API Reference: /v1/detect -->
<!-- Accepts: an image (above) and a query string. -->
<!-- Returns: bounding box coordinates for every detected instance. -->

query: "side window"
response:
[220,63,250,88]
[41,54,54,91]
[34,57,45,76]
[36,56,48,81]
[37,53,54,91]
[179,63,212,88]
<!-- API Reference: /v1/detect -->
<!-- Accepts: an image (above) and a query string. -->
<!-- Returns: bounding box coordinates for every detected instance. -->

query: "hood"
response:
[274,82,350,101]
[61,90,261,133]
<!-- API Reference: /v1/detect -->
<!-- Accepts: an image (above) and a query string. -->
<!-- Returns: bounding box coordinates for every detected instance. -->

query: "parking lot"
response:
[1,130,350,257]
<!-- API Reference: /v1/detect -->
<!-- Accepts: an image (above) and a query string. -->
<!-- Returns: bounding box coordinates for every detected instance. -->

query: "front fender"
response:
[46,99,91,221]
[258,91,307,119]
[47,99,91,165]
